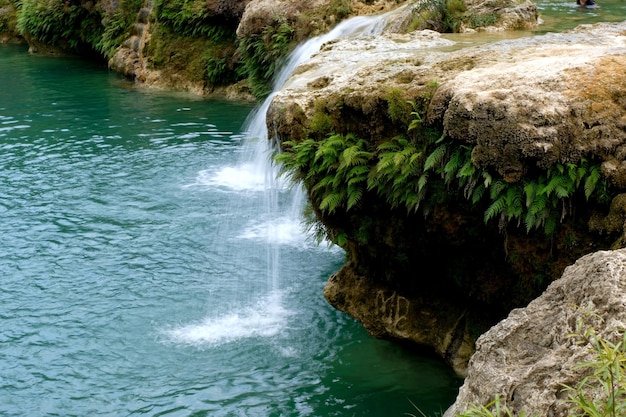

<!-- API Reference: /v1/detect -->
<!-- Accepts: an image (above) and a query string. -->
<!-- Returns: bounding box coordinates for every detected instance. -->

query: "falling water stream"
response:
[2,2,626,416]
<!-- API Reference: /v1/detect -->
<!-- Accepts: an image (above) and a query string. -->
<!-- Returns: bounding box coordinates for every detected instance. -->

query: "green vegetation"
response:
[294,0,354,39]
[275,96,613,245]
[238,19,295,98]
[16,0,103,52]
[146,24,241,86]
[408,0,498,33]
[328,0,353,20]
[13,0,242,86]
[456,396,530,417]
[564,318,626,417]
[386,87,413,125]
[309,99,334,134]
[278,133,372,214]
[425,140,607,235]
[154,0,232,39]
[97,0,143,59]
[148,0,242,86]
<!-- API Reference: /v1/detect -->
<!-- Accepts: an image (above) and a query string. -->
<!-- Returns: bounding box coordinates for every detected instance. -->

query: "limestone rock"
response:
[444,249,626,417]
[0,4,21,44]
[324,263,485,376]
[270,21,626,184]
[428,24,626,183]
[205,0,251,20]
[108,3,152,82]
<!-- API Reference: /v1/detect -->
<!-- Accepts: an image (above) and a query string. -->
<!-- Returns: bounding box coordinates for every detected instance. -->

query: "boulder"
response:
[444,249,626,417]
[205,0,252,20]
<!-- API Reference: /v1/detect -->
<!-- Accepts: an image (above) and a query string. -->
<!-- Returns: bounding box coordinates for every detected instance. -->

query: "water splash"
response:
[166,292,290,346]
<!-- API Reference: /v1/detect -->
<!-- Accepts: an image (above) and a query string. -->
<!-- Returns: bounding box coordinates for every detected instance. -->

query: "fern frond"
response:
[401,150,423,176]
[482,171,493,189]
[484,195,506,223]
[585,165,601,200]
[346,165,370,184]
[471,183,486,204]
[319,191,344,214]
[525,192,550,232]
[544,175,574,198]
[489,179,507,200]
[544,213,558,236]
[524,182,537,208]
[443,148,463,183]
[404,191,421,212]
[457,156,476,179]
[376,136,405,152]
[505,185,524,220]
[424,144,447,172]
[311,175,335,196]
[346,185,363,210]
[374,152,399,174]
[418,172,429,192]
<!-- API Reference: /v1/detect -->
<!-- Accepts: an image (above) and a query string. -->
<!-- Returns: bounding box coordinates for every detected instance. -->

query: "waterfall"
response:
[244,13,390,290]
[168,13,391,346]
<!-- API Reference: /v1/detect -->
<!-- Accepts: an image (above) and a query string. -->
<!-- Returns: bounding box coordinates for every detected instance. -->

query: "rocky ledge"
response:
[444,249,626,416]
[268,21,626,375]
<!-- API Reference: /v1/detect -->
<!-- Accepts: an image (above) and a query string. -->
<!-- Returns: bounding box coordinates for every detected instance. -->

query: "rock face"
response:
[268,21,626,374]
[237,0,399,39]
[324,263,485,375]
[0,3,21,44]
[109,2,153,83]
[271,22,626,187]
[206,0,252,20]
[444,249,626,417]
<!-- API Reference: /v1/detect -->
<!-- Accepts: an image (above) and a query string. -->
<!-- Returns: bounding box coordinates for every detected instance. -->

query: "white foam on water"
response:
[238,217,308,247]
[165,292,291,346]
[193,164,266,192]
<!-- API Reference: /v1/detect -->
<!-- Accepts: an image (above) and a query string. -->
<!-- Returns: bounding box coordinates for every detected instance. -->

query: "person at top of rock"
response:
[577,0,600,8]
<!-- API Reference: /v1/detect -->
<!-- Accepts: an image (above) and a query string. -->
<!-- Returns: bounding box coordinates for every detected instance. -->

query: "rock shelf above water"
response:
[270,21,626,186]
[268,21,626,375]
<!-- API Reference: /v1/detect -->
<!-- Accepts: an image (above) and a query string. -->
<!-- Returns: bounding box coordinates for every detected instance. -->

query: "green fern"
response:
[319,192,344,214]
[277,133,373,215]
[276,124,611,239]
[484,195,507,224]
[407,100,424,131]
[585,164,601,200]
[347,184,363,210]
[368,135,427,212]
[423,143,448,172]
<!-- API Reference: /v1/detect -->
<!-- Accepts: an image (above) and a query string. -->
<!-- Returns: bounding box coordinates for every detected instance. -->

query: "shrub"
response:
[409,0,467,33]
[238,19,295,98]
[456,321,626,417]
[563,319,626,417]
[16,0,103,52]
[153,0,232,39]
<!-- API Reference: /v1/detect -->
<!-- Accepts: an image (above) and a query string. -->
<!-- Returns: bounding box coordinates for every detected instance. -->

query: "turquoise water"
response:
[0,44,461,416]
[535,0,626,32]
